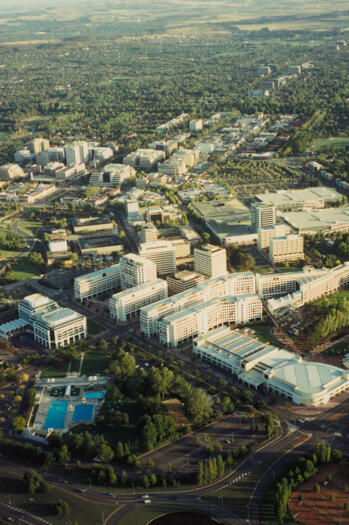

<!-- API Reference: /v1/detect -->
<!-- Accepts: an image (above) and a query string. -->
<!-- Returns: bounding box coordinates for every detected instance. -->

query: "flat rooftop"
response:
[256,187,342,208]
[192,199,249,219]
[282,207,349,232]
[79,235,121,249]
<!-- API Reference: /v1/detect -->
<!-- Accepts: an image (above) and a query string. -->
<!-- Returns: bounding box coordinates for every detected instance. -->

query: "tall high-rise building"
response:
[194,244,227,279]
[139,241,176,276]
[251,202,276,231]
[119,253,157,290]
[64,141,89,167]
[140,224,158,243]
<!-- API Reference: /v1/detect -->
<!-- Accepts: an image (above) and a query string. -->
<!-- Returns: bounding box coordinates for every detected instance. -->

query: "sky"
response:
[0,0,86,11]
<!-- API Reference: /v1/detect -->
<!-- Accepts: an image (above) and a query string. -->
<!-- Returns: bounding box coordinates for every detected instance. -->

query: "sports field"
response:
[314,137,349,151]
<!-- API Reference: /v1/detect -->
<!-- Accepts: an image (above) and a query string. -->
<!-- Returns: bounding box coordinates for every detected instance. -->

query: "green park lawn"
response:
[80,350,110,375]
[116,504,219,525]
[314,137,349,151]
[315,287,349,308]
[0,469,114,525]
[87,318,105,335]
[41,362,69,378]
[4,256,41,281]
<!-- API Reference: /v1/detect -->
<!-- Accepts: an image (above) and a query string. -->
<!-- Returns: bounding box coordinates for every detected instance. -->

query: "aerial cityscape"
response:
[0,0,349,524]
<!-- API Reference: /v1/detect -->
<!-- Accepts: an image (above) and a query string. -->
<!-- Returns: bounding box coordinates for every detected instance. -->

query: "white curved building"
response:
[194,326,349,406]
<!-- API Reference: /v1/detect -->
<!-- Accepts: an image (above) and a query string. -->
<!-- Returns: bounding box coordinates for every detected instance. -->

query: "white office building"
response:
[257,224,290,250]
[269,234,304,264]
[251,202,276,231]
[123,149,165,170]
[194,326,349,406]
[256,266,326,299]
[119,253,157,290]
[89,164,136,187]
[18,294,58,321]
[33,308,87,350]
[64,142,89,167]
[140,272,256,339]
[110,279,168,322]
[139,241,177,276]
[74,265,121,301]
[140,224,158,243]
[194,244,227,278]
[158,294,262,348]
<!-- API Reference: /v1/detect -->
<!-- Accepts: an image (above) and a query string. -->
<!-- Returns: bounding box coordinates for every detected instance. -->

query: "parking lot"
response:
[141,412,264,475]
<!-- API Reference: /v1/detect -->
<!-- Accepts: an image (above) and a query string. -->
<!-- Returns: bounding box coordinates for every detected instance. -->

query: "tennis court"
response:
[85,392,104,399]
[72,404,94,422]
[43,400,69,429]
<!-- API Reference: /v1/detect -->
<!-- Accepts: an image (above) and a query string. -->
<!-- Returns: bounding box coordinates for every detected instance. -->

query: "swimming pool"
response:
[85,392,104,399]
[43,400,69,429]
[72,404,94,422]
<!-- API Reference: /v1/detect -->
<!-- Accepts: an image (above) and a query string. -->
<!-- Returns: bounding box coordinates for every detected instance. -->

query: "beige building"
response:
[0,164,25,180]
[194,244,227,278]
[166,271,205,295]
[157,293,262,348]
[34,308,87,349]
[123,149,165,171]
[257,224,290,250]
[109,279,167,322]
[269,234,304,264]
[139,224,158,243]
[119,253,157,290]
[74,265,121,301]
[171,239,191,259]
[139,241,177,276]
[140,272,256,339]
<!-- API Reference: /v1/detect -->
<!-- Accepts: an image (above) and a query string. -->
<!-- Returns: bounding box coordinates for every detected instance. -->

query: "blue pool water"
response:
[85,392,104,399]
[43,401,69,429]
[72,404,94,422]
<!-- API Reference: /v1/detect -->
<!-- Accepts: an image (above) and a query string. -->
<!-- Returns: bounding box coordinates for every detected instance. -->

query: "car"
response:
[142,495,150,499]
[107,492,116,497]
[78,488,87,493]
[5,518,15,522]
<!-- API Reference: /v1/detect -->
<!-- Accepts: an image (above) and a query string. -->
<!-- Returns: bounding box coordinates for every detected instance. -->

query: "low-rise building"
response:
[74,264,121,301]
[123,149,165,171]
[78,234,123,256]
[194,326,349,406]
[34,308,87,350]
[255,187,342,211]
[166,271,205,295]
[72,216,115,234]
[89,163,136,187]
[109,279,167,322]
[269,234,304,264]
[0,164,26,180]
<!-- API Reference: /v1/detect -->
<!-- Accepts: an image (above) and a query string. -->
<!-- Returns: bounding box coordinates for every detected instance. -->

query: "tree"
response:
[185,387,212,424]
[121,470,128,487]
[314,483,321,493]
[98,443,114,463]
[23,470,48,494]
[149,367,174,399]
[13,415,26,432]
[58,444,71,464]
[53,499,70,516]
